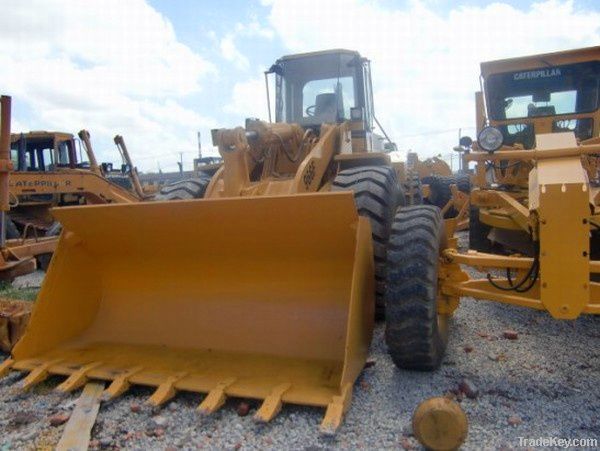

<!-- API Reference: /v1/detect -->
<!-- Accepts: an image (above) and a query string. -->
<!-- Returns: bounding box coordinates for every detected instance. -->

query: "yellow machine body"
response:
[3,49,396,433]
[8,177,374,432]
[438,47,600,320]
[442,133,600,319]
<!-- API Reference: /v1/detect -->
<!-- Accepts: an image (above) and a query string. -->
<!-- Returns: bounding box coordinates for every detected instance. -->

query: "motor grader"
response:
[0,49,453,435]
[434,46,600,323]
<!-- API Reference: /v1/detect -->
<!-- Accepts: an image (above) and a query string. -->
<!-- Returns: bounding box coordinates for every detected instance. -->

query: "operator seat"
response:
[314,93,340,123]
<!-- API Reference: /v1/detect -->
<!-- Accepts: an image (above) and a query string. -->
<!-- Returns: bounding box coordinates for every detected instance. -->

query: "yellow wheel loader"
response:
[0,50,449,434]
[429,47,600,329]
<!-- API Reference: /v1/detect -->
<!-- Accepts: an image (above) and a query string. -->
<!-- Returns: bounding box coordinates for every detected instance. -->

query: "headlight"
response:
[477,126,504,153]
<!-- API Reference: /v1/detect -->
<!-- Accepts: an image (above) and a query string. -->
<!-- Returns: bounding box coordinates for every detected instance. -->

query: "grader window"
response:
[486,61,600,120]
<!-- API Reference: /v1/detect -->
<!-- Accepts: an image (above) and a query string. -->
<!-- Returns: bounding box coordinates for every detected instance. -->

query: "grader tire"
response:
[155,176,211,200]
[468,206,492,253]
[423,175,470,218]
[385,205,448,371]
[333,166,401,317]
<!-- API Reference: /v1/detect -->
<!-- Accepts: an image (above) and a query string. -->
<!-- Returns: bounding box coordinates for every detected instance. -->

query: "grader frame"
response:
[440,46,600,319]
[441,134,600,318]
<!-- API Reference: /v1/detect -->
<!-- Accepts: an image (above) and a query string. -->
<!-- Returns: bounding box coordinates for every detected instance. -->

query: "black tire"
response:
[456,174,471,194]
[332,166,401,316]
[385,205,448,370]
[4,218,20,239]
[155,176,211,200]
[405,173,423,206]
[468,206,492,252]
[423,175,470,218]
[37,221,62,272]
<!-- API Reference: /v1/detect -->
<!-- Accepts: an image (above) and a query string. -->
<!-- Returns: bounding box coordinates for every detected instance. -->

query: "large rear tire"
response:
[384,205,448,371]
[332,166,402,317]
[154,176,211,200]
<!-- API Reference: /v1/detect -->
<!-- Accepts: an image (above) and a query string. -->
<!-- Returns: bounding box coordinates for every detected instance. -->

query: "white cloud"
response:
[0,0,217,171]
[220,34,250,70]
[219,19,274,70]
[264,0,600,160]
[224,76,272,120]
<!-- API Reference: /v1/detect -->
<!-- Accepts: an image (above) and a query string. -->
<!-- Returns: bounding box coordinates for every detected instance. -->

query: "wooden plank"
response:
[56,382,105,451]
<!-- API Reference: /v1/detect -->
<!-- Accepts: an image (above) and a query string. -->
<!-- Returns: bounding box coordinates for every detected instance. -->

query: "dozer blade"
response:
[8,192,374,433]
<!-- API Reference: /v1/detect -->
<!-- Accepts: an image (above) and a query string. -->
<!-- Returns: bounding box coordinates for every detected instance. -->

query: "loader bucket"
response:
[6,192,374,433]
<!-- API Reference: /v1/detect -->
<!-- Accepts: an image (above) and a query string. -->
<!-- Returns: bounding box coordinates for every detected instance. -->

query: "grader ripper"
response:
[0,50,429,434]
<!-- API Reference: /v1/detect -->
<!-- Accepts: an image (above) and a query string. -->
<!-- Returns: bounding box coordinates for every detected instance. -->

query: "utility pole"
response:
[197,131,202,159]
[178,152,183,175]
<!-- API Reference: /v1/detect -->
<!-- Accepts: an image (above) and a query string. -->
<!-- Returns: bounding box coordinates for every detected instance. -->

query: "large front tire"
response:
[154,176,211,200]
[384,205,448,370]
[332,166,402,317]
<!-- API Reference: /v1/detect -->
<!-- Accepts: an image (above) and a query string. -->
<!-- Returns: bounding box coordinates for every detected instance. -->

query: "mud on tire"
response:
[384,205,448,370]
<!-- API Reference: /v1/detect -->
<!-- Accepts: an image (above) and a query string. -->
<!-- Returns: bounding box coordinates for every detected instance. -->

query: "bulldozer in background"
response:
[0,126,147,280]
[0,49,453,434]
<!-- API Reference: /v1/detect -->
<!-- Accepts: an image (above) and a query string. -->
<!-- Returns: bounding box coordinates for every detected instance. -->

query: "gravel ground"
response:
[0,233,599,450]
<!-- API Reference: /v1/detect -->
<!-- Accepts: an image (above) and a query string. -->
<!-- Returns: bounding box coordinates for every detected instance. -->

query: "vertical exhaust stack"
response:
[0,96,12,247]
[7,192,374,433]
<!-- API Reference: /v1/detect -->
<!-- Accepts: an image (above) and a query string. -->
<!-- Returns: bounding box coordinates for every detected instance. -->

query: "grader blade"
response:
[8,192,374,433]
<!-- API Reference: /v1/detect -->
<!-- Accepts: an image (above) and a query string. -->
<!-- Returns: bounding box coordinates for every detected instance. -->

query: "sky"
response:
[1,0,599,172]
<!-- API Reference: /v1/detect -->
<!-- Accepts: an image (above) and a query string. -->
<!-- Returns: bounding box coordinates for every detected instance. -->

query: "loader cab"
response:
[480,46,600,149]
[10,132,83,171]
[269,49,384,151]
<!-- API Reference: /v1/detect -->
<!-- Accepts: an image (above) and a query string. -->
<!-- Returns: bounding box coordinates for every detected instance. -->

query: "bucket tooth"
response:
[102,366,143,401]
[253,383,291,423]
[21,359,62,391]
[56,362,103,393]
[0,358,13,378]
[320,383,353,435]
[148,372,187,406]
[197,377,236,415]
